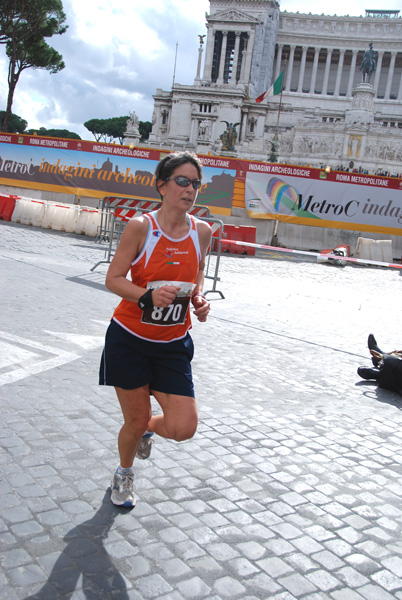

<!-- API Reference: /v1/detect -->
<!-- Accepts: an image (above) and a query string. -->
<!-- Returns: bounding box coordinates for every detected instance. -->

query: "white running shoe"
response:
[110,470,135,507]
[136,432,154,460]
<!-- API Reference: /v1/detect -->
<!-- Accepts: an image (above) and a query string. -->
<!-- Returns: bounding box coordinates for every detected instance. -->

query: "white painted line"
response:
[0,331,80,387]
[0,341,40,369]
[44,331,105,350]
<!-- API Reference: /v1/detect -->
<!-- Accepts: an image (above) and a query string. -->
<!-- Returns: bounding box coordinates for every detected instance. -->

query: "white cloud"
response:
[0,0,210,137]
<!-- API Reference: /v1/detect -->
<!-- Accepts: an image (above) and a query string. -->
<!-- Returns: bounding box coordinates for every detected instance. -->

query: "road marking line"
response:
[0,331,80,387]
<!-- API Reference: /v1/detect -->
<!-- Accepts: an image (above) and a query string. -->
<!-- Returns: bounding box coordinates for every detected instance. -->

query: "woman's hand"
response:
[151,285,181,307]
[192,294,210,322]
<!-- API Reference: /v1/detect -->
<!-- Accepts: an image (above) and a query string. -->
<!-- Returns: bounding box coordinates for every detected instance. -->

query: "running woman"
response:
[100,151,212,507]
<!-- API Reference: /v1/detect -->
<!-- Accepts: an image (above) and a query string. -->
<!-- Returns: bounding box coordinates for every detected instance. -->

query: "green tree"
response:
[84,116,152,144]
[84,118,111,143]
[0,110,27,132]
[107,116,130,144]
[0,0,68,132]
[139,121,152,142]
[27,126,81,139]
[84,117,128,144]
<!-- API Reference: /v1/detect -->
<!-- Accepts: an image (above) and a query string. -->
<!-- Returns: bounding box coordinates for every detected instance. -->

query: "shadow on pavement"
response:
[66,273,109,292]
[357,380,402,410]
[24,489,133,600]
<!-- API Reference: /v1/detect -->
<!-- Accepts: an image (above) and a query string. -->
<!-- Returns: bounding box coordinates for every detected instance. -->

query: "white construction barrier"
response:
[63,205,80,232]
[83,209,101,237]
[50,204,69,231]
[11,198,32,224]
[7,196,100,237]
[41,202,57,229]
[74,208,89,234]
[354,237,393,263]
[30,200,46,227]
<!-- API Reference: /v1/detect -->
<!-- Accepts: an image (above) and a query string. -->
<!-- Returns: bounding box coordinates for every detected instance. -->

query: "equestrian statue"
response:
[359,42,376,83]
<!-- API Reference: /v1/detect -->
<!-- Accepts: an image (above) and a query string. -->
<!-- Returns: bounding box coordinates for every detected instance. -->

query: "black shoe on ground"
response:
[368,334,383,354]
[368,334,384,366]
[357,366,380,381]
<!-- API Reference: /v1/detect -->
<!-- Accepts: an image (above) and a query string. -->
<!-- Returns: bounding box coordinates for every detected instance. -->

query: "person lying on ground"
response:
[357,333,402,395]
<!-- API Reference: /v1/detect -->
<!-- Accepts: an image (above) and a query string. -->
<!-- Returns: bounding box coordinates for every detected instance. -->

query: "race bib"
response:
[141,281,195,326]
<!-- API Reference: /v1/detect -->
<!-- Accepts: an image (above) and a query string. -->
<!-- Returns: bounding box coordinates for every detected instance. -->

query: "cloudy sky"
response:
[0,0,400,140]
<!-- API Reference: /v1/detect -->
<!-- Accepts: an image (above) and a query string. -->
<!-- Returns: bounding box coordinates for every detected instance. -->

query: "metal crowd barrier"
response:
[90,200,224,298]
[96,197,163,243]
[200,217,225,299]
[96,196,211,243]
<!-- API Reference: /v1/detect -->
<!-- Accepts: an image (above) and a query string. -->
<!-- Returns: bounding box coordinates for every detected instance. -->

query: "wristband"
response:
[138,289,154,310]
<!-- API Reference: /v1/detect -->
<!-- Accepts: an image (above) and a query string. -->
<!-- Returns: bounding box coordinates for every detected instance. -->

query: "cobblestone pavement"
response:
[1,220,402,600]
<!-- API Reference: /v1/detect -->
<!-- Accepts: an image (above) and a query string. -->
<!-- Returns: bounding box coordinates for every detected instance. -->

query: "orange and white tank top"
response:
[112,211,202,342]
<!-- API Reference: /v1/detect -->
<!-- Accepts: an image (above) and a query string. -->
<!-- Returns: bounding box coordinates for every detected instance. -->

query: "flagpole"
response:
[274,58,287,139]
[172,42,178,88]
[270,58,287,247]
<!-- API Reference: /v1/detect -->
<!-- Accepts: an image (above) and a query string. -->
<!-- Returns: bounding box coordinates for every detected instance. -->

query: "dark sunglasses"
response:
[166,176,202,190]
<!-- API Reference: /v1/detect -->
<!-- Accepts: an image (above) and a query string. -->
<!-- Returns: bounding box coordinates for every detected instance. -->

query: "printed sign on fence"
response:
[0,135,236,215]
[245,169,402,236]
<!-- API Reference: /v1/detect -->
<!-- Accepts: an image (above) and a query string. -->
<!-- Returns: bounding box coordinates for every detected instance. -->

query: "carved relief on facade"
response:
[348,135,362,158]
[279,132,294,153]
[208,8,259,24]
[353,94,373,111]
[364,141,378,158]
[293,133,344,157]
[198,119,212,140]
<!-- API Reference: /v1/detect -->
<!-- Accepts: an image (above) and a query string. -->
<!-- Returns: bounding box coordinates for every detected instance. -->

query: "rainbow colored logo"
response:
[266,177,300,212]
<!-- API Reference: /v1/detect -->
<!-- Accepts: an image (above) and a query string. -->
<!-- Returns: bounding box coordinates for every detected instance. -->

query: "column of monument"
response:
[285,45,295,91]
[217,32,228,84]
[385,51,397,99]
[275,44,283,79]
[194,36,204,83]
[334,49,345,96]
[201,25,215,82]
[373,51,383,92]
[242,30,255,86]
[322,49,333,95]
[309,47,320,94]
[297,46,308,93]
[347,50,358,96]
[229,32,241,86]
[397,66,402,100]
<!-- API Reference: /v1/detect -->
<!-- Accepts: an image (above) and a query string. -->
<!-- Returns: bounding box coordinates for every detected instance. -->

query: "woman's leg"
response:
[149,391,198,442]
[115,385,152,467]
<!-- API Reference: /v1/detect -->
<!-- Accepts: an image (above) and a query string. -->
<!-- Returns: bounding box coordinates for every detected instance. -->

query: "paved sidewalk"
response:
[1,221,402,600]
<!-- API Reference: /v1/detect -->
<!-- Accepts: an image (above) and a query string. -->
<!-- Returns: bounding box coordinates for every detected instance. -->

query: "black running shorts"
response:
[99,319,195,397]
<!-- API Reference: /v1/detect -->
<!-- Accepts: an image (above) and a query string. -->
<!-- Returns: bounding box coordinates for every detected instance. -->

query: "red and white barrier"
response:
[220,238,402,270]
[0,194,19,221]
[7,196,101,237]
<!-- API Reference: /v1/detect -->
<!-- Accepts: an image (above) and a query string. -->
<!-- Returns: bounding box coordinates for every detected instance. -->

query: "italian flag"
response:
[255,71,284,103]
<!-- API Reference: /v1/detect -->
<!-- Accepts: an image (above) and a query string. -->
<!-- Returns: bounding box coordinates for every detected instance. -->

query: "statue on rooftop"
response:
[220,121,240,151]
[126,111,140,134]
